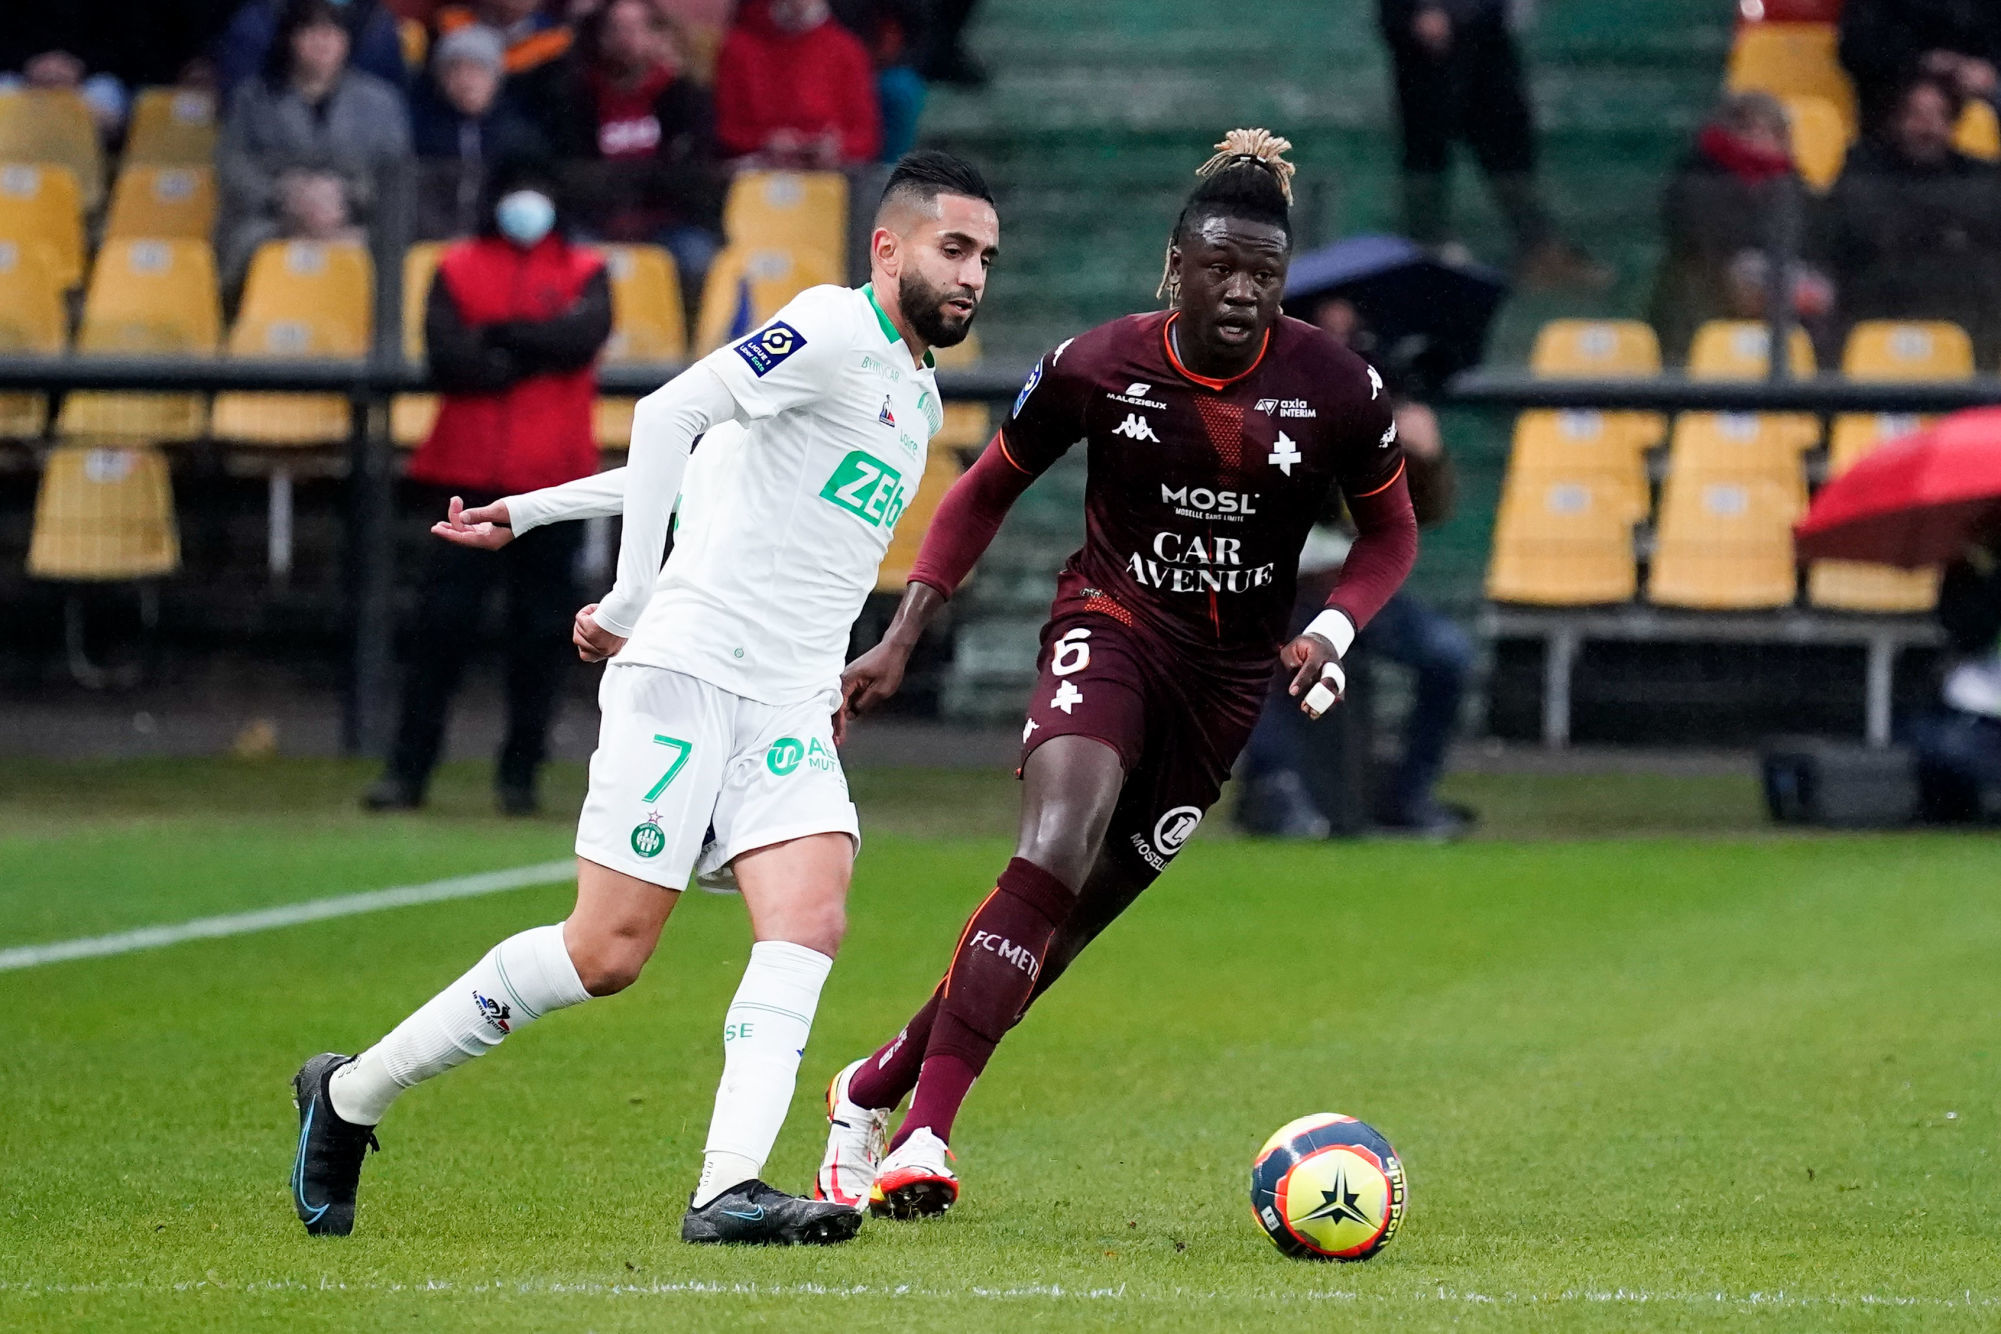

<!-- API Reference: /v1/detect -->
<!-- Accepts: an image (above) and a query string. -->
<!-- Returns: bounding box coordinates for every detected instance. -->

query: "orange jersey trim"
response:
[1351,459,1406,499]
[1162,313,1269,390]
[994,426,1032,474]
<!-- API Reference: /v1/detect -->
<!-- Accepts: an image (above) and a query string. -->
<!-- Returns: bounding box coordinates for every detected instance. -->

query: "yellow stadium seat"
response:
[930,328,983,369]
[695,245,841,353]
[1686,319,1819,450]
[58,239,220,440]
[1647,475,1801,609]
[876,450,966,591]
[211,241,373,444]
[935,401,992,451]
[1527,319,1665,451]
[1725,23,1856,135]
[601,243,687,362]
[1484,477,1639,605]
[1781,95,1850,191]
[593,396,636,450]
[1666,413,1809,507]
[124,88,218,166]
[27,444,179,580]
[103,165,216,241]
[1956,99,2000,161]
[1807,407,1940,612]
[392,243,445,447]
[1840,320,1973,379]
[0,88,104,207]
[0,240,65,436]
[723,170,847,271]
[1506,411,1650,523]
[0,163,84,288]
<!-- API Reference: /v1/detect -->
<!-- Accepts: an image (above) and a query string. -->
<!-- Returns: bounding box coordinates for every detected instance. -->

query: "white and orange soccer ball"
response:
[1249,1113,1406,1261]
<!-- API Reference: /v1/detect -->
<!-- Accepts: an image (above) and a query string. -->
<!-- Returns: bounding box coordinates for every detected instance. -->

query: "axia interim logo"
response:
[819,450,910,528]
[1255,397,1317,419]
[767,736,838,776]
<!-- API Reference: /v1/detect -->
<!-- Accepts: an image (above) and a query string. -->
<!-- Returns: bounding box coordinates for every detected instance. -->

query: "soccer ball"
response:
[1250,1113,1406,1261]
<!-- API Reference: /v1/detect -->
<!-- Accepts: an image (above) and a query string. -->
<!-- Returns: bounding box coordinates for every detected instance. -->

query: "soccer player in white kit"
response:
[289,152,1001,1245]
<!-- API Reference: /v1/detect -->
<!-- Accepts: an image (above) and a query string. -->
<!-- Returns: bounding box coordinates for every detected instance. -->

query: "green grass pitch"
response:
[2,756,1998,1330]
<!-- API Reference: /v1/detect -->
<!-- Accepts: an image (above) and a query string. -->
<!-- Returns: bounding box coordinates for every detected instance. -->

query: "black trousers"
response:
[385,485,584,792]
[1387,15,1550,250]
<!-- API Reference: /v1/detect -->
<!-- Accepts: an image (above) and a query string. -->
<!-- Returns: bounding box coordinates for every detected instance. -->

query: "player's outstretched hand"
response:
[431,495,514,550]
[838,639,912,735]
[1282,631,1348,721]
[572,603,627,663]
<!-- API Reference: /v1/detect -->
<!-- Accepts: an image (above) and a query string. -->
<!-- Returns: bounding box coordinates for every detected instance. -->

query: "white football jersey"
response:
[617,284,943,704]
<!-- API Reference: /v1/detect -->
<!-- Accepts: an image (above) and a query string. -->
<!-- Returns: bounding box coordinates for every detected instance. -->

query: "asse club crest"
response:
[630,820,667,858]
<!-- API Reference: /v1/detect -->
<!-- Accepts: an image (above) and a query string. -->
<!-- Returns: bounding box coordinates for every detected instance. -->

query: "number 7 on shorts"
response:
[645,735,693,800]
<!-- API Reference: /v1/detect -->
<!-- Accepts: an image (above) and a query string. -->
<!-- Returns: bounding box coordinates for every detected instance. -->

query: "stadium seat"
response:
[1725,23,1856,135]
[0,163,84,288]
[1505,411,1651,523]
[1686,319,1819,450]
[876,450,967,591]
[27,444,180,580]
[391,242,445,447]
[930,328,984,369]
[57,239,220,441]
[123,88,218,166]
[103,165,216,242]
[694,245,840,353]
[0,240,65,437]
[1665,413,1809,507]
[0,87,104,207]
[1780,95,1849,191]
[211,240,373,445]
[1647,475,1802,609]
[1956,99,2000,161]
[601,243,687,361]
[1737,0,1843,22]
[723,170,848,272]
[1841,320,1973,379]
[1484,477,1639,605]
[1527,319,1665,451]
[1809,397,1941,612]
[934,401,993,452]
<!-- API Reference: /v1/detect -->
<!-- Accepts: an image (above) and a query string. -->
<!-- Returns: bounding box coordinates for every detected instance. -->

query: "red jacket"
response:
[714,2,881,163]
[408,234,610,496]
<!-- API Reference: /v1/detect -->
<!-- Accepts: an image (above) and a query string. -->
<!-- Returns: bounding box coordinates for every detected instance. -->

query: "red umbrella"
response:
[1795,407,2001,568]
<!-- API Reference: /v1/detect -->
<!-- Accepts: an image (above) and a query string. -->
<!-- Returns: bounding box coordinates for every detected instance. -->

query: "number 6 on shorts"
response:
[645,735,693,800]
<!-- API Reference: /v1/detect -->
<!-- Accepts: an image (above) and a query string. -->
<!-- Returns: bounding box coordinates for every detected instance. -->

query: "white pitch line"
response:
[0,860,575,974]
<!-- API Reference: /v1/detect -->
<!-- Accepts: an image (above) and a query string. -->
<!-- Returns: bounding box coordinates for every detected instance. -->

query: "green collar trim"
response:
[862,283,935,369]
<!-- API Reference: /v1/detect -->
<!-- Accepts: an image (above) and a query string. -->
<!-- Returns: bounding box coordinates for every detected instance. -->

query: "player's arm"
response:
[842,341,1086,722]
[1284,367,1419,719]
[431,469,629,550]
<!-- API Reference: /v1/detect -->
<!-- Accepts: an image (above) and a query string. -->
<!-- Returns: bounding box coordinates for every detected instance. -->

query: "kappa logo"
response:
[1366,364,1384,400]
[732,321,805,378]
[1050,336,1075,363]
[472,990,513,1035]
[1379,420,1399,449]
[1113,413,1160,442]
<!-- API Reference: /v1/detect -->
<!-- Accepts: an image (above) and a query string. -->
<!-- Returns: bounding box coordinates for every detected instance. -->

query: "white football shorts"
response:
[575,662,859,890]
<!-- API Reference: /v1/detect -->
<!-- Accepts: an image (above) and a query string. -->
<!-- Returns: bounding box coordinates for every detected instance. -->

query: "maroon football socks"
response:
[847,987,941,1111]
[887,857,1075,1148]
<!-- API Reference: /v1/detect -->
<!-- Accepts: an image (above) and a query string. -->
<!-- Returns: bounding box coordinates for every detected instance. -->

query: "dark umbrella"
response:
[1282,235,1509,395]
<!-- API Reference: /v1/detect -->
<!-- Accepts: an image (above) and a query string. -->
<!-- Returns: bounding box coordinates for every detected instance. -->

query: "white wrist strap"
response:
[1304,608,1357,659]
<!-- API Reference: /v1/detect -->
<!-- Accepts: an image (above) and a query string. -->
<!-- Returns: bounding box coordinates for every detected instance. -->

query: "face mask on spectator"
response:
[496,189,556,246]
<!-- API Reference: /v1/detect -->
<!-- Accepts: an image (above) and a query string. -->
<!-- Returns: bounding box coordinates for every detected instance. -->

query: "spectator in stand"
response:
[1651,92,1834,366]
[1820,73,2001,362]
[215,0,408,103]
[370,156,612,816]
[215,0,411,290]
[832,0,928,159]
[1238,298,1476,841]
[714,0,880,167]
[432,0,579,153]
[410,23,547,237]
[1375,0,1608,289]
[567,0,721,302]
[1913,530,2001,822]
[1840,0,2001,135]
[915,0,983,87]
[2,5,239,134]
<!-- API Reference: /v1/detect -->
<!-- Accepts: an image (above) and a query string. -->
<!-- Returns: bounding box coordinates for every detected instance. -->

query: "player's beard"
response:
[900,269,978,348]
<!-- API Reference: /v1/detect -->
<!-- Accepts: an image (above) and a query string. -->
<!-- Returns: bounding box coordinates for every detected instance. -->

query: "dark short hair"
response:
[1172,160,1292,246]
[878,150,994,215]
[266,0,350,88]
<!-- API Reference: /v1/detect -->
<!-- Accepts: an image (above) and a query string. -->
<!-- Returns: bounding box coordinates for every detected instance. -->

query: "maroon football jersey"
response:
[999,310,1403,694]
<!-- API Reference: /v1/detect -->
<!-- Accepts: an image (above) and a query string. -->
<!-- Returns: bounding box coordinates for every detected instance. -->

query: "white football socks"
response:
[690,940,833,1206]
[327,924,591,1126]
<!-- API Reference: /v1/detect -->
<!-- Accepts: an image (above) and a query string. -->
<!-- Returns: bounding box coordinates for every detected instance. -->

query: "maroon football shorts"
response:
[1017,605,1263,879]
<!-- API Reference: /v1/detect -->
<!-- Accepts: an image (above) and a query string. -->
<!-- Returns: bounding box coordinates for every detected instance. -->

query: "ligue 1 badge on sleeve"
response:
[733,321,806,378]
[1012,360,1043,419]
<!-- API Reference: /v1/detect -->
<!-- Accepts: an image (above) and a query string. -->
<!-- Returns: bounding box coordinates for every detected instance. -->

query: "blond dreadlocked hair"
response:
[1159,128,1297,304]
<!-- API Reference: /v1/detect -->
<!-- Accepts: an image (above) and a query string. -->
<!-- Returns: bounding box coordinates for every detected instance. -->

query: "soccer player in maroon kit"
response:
[816,131,1420,1218]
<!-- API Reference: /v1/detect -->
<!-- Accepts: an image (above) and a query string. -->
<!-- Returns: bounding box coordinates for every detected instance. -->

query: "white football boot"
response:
[869,1126,958,1219]
[815,1058,889,1209]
